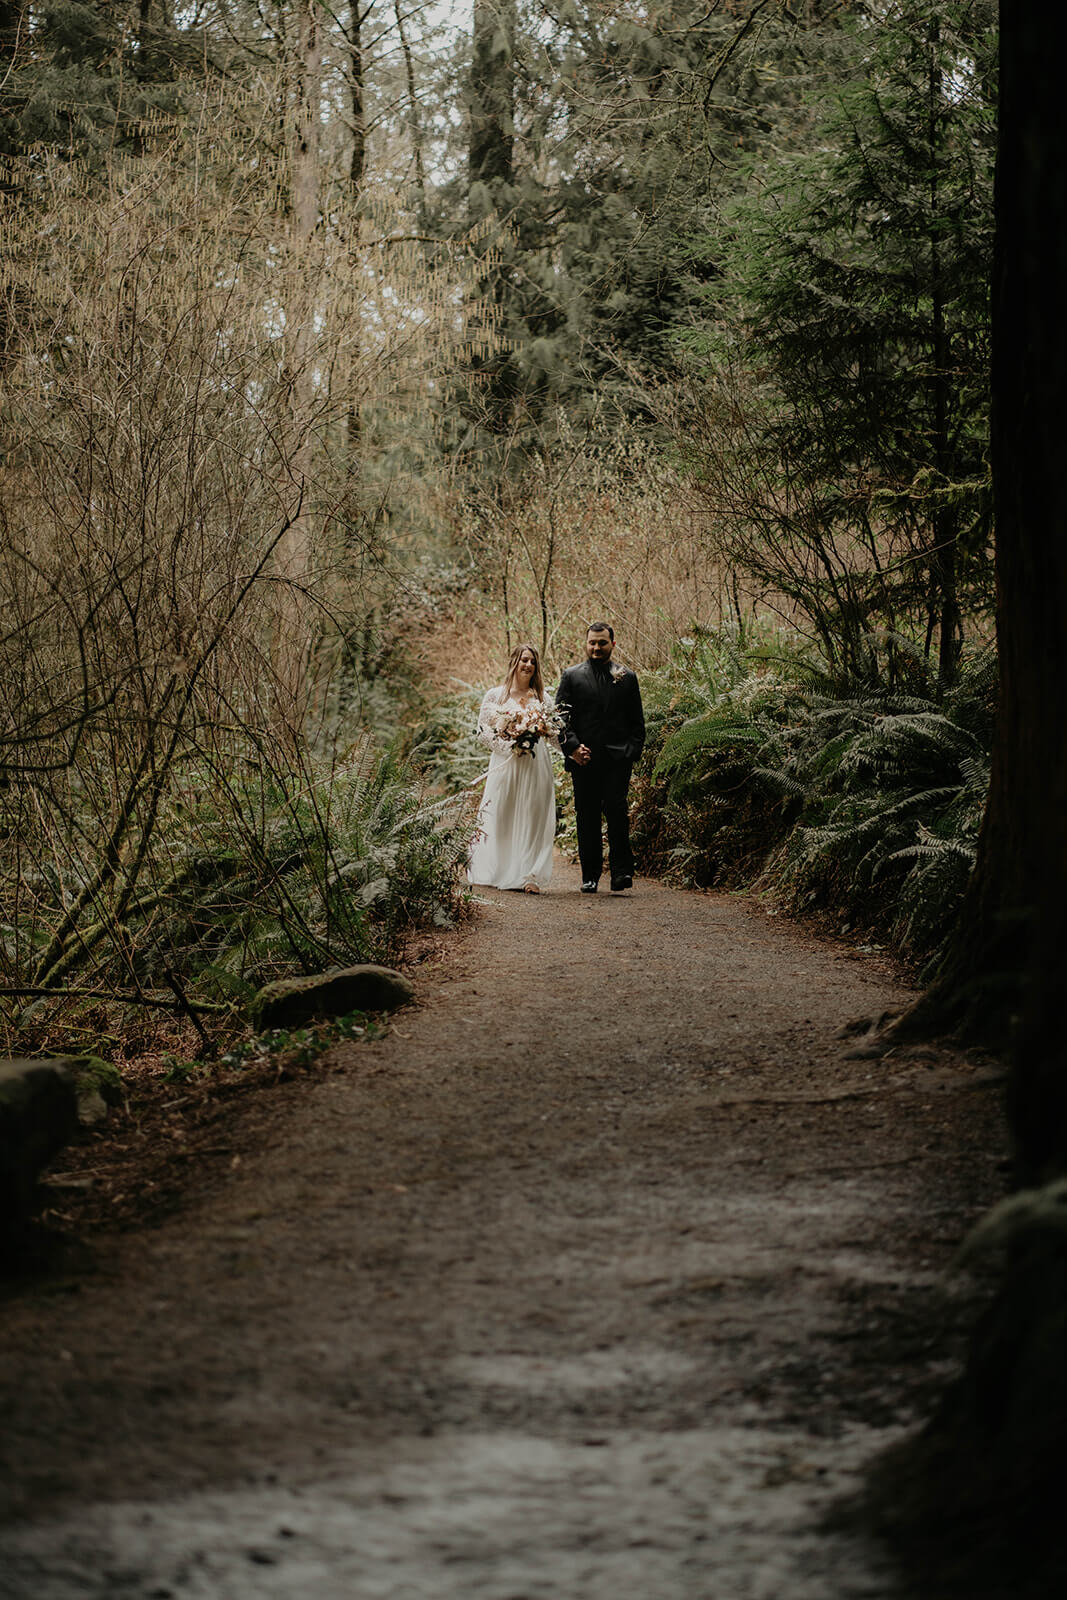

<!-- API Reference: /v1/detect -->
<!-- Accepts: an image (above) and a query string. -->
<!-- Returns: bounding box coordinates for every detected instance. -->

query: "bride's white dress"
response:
[467,688,559,890]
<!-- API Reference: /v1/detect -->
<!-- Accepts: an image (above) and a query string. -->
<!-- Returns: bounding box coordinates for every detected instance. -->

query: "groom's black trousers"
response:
[570,757,634,884]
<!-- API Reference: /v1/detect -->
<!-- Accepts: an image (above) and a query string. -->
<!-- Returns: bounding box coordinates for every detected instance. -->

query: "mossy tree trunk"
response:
[272,0,322,722]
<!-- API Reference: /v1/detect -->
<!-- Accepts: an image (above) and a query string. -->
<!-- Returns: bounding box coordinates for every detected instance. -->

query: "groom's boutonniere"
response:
[609,662,628,683]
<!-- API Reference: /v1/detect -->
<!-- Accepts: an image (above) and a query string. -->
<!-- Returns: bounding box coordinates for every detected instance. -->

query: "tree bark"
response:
[891,3,1067,1176]
[0,1,24,162]
[136,0,171,82]
[273,0,322,722]
[0,2,25,394]
[986,2,1067,1175]
[393,0,426,225]
[469,0,515,197]
[927,16,960,687]
[467,0,517,440]
[346,0,366,467]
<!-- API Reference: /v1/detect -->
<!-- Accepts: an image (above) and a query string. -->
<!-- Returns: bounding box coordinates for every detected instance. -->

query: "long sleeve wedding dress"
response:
[467,688,559,891]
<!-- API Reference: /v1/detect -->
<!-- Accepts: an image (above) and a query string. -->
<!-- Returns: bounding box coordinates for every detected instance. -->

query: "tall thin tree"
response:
[873,2,1067,1167]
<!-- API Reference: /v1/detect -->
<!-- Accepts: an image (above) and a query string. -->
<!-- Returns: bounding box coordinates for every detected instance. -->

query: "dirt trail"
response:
[0,862,1005,1599]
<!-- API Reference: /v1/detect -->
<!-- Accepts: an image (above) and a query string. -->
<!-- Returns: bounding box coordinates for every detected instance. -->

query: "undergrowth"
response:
[1,742,475,1059]
[406,621,994,977]
[631,627,996,970]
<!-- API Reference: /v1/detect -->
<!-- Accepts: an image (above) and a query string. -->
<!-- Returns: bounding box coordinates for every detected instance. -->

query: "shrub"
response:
[1,742,475,1053]
[630,626,808,886]
[631,628,995,966]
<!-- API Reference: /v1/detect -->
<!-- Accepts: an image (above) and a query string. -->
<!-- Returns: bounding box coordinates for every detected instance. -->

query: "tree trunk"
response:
[0,2,25,385]
[393,0,426,225]
[346,0,366,469]
[892,3,1067,1176]
[274,0,322,724]
[136,0,170,81]
[0,1,23,161]
[470,0,515,196]
[987,2,1067,1175]
[927,17,960,688]
[467,0,517,441]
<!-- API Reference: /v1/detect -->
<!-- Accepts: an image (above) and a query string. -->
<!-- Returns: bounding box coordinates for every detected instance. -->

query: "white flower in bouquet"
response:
[489,699,564,755]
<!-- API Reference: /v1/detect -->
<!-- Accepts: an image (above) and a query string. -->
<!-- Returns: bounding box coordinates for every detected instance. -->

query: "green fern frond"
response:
[750,767,809,800]
[653,714,767,787]
[887,837,977,865]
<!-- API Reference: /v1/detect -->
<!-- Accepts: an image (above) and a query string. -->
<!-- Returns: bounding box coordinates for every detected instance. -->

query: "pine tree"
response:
[449,0,860,472]
[684,0,997,683]
[892,2,1067,1149]
[0,2,195,160]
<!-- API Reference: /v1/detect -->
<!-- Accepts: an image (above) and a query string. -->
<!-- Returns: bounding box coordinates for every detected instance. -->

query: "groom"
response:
[555,622,645,893]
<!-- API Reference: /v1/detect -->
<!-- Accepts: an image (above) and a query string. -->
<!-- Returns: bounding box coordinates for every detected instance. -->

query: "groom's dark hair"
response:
[587,621,614,640]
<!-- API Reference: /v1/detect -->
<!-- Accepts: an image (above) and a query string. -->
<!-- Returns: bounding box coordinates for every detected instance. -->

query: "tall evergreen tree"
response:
[0,2,196,159]
[682,0,996,683]
[889,1,1067,1135]
[465,0,521,445]
[450,0,859,473]
[0,2,24,157]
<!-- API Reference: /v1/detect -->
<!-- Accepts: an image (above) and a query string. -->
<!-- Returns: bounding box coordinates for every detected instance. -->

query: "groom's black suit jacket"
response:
[555,659,645,774]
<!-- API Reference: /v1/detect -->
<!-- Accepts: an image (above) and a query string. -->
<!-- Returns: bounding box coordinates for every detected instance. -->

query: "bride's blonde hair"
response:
[502,641,544,700]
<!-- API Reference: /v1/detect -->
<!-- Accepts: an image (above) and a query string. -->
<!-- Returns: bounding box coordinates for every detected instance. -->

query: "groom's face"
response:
[586,629,614,661]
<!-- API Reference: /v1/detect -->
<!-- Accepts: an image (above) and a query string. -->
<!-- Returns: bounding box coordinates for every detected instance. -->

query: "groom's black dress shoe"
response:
[610,875,633,892]
[580,879,599,893]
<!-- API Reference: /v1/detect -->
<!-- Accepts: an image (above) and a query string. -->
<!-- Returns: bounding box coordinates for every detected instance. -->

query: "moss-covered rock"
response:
[249,964,414,1032]
[71,1055,123,1127]
[0,1059,80,1241]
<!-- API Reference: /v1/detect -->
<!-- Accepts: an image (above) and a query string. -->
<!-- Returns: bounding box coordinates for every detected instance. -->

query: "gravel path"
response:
[0,861,1006,1598]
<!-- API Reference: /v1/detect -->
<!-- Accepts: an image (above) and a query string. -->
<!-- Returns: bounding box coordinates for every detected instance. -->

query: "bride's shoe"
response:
[523,881,540,894]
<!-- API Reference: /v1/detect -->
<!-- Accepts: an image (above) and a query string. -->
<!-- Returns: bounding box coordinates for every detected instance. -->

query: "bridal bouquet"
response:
[488,700,564,755]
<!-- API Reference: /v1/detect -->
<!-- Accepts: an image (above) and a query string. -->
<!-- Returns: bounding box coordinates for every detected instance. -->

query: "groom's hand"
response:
[571,744,592,766]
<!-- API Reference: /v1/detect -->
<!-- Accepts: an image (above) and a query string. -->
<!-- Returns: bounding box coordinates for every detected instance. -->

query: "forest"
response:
[2,0,1066,1581]
[0,0,1004,1054]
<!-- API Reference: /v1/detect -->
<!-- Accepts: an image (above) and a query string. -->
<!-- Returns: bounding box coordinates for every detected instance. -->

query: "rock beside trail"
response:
[0,1058,81,1239]
[250,965,414,1031]
[72,1056,124,1128]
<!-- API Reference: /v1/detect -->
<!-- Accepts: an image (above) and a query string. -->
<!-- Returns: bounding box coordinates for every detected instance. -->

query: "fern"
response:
[632,634,995,964]
[409,684,490,793]
[771,666,992,956]
[9,743,475,1013]
[653,712,769,793]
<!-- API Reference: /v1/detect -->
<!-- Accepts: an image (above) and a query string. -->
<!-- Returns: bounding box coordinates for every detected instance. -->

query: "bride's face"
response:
[516,649,536,685]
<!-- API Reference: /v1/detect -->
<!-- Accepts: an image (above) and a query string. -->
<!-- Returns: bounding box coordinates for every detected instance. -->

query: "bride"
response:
[468,642,560,893]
